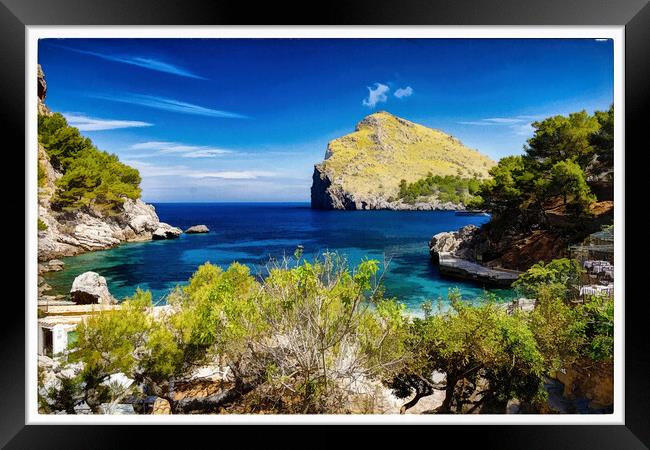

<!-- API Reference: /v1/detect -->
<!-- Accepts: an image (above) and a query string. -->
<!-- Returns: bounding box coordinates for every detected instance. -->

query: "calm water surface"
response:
[44,203,515,311]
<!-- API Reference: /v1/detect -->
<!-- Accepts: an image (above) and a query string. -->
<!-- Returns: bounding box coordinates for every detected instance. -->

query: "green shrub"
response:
[513,258,582,299]
[52,148,141,213]
[38,162,47,187]
[38,112,141,214]
[72,255,408,414]
[37,219,48,231]
[389,290,547,413]
[397,174,483,205]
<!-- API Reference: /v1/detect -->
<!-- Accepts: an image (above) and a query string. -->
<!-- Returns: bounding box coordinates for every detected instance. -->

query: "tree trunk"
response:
[170,379,259,414]
[400,390,428,414]
[437,377,457,413]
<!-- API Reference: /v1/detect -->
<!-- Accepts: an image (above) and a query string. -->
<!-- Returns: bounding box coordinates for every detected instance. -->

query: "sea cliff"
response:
[311,111,495,210]
[36,66,181,264]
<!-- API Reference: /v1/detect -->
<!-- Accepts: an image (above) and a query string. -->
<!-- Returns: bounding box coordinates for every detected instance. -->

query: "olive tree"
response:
[387,291,546,414]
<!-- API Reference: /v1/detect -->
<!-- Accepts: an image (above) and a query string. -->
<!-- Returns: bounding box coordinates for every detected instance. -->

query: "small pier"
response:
[437,252,521,287]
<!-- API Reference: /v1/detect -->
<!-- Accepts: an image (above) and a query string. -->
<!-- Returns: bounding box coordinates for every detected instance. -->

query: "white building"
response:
[38,316,82,356]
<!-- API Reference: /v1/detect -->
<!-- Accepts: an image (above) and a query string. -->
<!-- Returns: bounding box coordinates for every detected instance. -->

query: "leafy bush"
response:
[38,162,47,187]
[474,107,612,228]
[513,258,582,299]
[63,254,613,415]
[38,113,141,214]
[528,285,585,371]
[388,290,547,413]
[398,174,482,205]
[579,294,614,361]
[71,255,408,414]
[37,219,48,231]
[52,148,141,214]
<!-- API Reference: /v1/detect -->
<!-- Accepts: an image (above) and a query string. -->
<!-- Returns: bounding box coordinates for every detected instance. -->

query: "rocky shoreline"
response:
[311,167,466,211]
[428,225,521,287]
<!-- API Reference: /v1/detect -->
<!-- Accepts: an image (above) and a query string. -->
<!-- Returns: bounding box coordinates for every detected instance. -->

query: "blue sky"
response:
[38,38,614,202]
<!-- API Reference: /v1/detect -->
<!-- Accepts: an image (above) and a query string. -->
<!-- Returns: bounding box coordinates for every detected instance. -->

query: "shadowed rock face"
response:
[70,271,116,305]
[37,64,51,116]
[311,166,356,210]
[310,111,495,210]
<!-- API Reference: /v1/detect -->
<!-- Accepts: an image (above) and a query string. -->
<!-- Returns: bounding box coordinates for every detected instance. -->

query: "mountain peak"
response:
[355,111,405,131]
[312,113,496,210]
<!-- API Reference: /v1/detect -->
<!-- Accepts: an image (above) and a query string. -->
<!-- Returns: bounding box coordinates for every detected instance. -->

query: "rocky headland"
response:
[311,111,495,210]
[37,65,181,267]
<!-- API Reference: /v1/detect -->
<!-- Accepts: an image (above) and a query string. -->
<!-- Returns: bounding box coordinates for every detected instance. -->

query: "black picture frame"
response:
[4,0,648,447]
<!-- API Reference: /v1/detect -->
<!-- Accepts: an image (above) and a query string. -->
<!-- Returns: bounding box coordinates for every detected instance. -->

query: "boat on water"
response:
[455,210,489,216]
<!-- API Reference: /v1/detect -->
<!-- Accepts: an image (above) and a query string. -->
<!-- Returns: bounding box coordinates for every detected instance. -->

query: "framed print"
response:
[3,0,649,447]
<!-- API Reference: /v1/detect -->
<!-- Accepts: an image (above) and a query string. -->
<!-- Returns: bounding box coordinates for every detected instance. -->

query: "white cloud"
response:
[482,117,522,124]
[181,150,233,158]
[362,83,390,108]
[59,46,205,79]
[188,170,276,179]
[458,115,537,137]
[512,122,535,136]
[94,93,247,119]
[131,141,233,158]
[122,159,276,180]
[394,86,414,99]
[63,113,153,131]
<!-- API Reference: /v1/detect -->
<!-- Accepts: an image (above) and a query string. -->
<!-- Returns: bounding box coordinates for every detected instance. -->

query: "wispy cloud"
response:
[131,141,233,158]
[458,115,543,137]
[93,93,248,119]
[394,86,414,99]
[62,113,153,131]
[511,122,535,136]
[187,170,276,179]
[362,83,390,108]
[481,117,523,124]
[458,115,544,126]
[59,46,205,79]
[122,159,276,180]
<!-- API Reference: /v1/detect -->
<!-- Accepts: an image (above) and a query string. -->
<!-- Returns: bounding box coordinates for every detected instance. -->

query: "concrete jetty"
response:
[437,252,521,287]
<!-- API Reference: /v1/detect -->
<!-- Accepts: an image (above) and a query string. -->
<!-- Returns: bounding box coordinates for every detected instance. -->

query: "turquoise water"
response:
[43,203,515,311]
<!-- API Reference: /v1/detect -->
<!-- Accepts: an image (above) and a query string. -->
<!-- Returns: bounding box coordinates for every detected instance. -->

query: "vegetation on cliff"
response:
[395,174,482,205]
[476,107,613,230]
[38,113,141,214]
[445,107,615,269]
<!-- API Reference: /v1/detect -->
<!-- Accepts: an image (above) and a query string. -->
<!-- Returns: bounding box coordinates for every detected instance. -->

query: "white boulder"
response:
[70,271,116,305]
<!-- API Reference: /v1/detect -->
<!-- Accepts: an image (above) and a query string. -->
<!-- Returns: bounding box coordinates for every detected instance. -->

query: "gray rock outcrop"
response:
[428,225,480,263]
[70,271,117,305]
[152,223,182,240]
[38,64,51,116]
[185,225,209,234]
[311,164,465,211]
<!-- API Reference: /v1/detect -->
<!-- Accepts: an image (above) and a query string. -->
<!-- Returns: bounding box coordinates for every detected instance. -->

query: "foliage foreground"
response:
[40,255,614,415]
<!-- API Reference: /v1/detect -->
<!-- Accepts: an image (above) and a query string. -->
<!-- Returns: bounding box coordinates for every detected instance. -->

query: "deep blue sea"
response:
[43,203,515,311]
